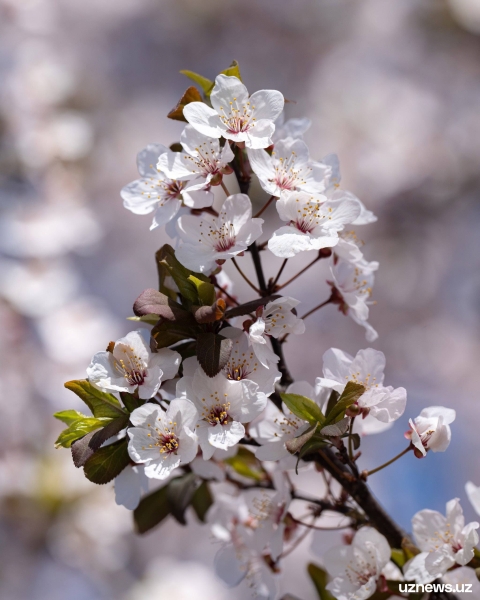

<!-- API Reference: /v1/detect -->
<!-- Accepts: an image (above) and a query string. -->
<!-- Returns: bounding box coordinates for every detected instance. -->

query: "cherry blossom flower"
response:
[176,360,264,459]
[267,192,361,258]
[87,330,181,400]
[323,527,391,600]
[114,464,149,510]
[442,566,480,597]
[321,154,377,226]
[465,481,480,516]
[404,499,479,583]
[405,406,456,458]
[207,492,279,598]
[248,138,331,198]
[157,125,234,190]
[121,143,212,230]
[317,348,407,426]
[175,193,263,274]
[251,380,328,461]
[127,399,199,480]
[329,257,379,341]
[272,113,311,143]
[221,327,281,395]
[183,74,284,149]
[247,297,305,367]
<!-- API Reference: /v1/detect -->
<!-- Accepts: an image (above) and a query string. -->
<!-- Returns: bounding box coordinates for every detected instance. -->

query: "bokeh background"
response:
[1,0,480,598]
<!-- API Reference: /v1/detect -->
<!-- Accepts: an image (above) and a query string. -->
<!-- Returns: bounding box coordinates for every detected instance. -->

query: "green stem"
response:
[365,446,412,477]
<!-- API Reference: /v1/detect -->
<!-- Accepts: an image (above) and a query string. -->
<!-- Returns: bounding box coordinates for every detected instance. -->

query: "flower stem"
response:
[276,254,323,290]
[365,446,412,477]
[271,258,288,288]
[348,418,355,461]
[254,195,275,218]
[220,180,230,197]
[231,258,260,294]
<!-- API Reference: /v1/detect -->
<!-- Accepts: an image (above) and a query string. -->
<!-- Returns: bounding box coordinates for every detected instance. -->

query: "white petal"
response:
[250,89,284,122]
[466,481,480,516]
[183,102,221,138]
[137,143,169,177]
[207,421,245,450]
[114,465,148,510]
[210,74,249,114]
[268,227,313,258]
[213,544,246,586]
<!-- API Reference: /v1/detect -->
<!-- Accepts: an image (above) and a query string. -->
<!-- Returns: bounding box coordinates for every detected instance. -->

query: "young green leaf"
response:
[71,414,130,467]
[220,60,241,81]
[64,380,126,419]
[54,410,88,426]
[54,417,111,449]
[83,438,130,484]
[120,391,143,413]
[280,393,325,426]
[321,382,365,427]
[166,472,200,525]
[225,447,266,481]
[320,417,350,437]
[188,275,216,306]
[134,485,171,534]
[325,390,340,417]
[285,424,317,455]
[191,481,213,523]
[307,563,335,600]
[167,86,203,121]
[196,332,233,377]
[179,70,214,96]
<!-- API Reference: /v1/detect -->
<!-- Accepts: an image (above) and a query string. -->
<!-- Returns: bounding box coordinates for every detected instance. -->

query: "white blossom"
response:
[248,138,331,198]
[405,406,456,458]
[121,144,212,230]
[127,400,198,480]
[247,297,305,367]
[221,327,281,395]
[465,481,480,516]
[272,112,311,143]
[317,348,407,426]
[175,193,263,274]
[322,154,377,225]
[87,330,181,400]
[251,380,328,461]
[268,192,361,258]
[183,74,284,149]
[404,499,479,583]
[442,566,480,598]
[157,125,234,189]
[329,257,379,341]
[176,361,264,459]
[324,527,391,600]
[114,464,149,510]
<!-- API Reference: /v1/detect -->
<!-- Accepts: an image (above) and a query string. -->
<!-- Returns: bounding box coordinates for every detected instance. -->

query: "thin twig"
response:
[290,515,353,532]
[220,180,230,197]
[213,281,240,306]
[254,195,276,218]
[300,297,332,321]
[276,255,323,290]
[365,446,412,477]
[271,258,288,288]
[231,258,260,294]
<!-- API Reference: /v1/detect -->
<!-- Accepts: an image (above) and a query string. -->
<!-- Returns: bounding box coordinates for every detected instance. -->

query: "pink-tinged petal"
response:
[245,119,275,149]
[250,89,284,122]
[121,178,160,215]
[149,200,182,230]
[268,227,312,258]
[213,544,246,586]
[182,187,214,209]
[137,144,169,177]
[183,102,222,138]
[210,74,249,114]
[115,465,148,510]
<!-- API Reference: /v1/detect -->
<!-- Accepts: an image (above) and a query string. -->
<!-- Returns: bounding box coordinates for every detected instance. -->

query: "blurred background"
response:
[1,0,480,598]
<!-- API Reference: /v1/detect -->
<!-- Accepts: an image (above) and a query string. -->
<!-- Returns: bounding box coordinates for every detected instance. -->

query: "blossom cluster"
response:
[55,66,474,600]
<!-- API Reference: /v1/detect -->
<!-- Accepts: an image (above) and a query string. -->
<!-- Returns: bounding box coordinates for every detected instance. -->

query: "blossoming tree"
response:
[54,63,479,600]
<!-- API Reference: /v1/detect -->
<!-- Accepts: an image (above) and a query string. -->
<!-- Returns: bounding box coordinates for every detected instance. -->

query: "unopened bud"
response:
[242,318,254,332]
[221,165,234,175]
[346,403,361,417]
[106,341,115,353]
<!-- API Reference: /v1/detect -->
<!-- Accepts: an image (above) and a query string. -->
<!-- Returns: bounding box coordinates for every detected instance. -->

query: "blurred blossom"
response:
[447,0,480,34]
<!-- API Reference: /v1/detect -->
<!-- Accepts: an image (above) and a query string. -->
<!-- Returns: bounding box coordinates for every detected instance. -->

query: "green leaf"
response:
[120,391,143,413]
[307,563,335,600]
[180,70,214,96]
[225,447,266,481]
[390,548,406,568]
[151,319,198,350]
[351,433,361,450]
[167,86,203,121]
[280,393,325,426]
[296,433,328,473]
[196,332,233,377]
[54,410,88,425]
[325,390,340,417]
[134,485,170,534]
[285,424,317,455]
[188,275,215,306]
[322,382,365,427]
[54,417,111,448]
[320,417,350,437]
[221,60,241,81]
[71,414,129,467]
[167,472,200,525]
[155,244,210,305]
[224,294,280,319]
[191,481,213,522]
[64,380,126,419]
[83,438,130,484]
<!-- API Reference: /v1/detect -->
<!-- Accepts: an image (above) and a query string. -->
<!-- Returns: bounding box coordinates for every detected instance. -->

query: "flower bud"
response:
[346,403,361,418]
[209,172,223,186]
